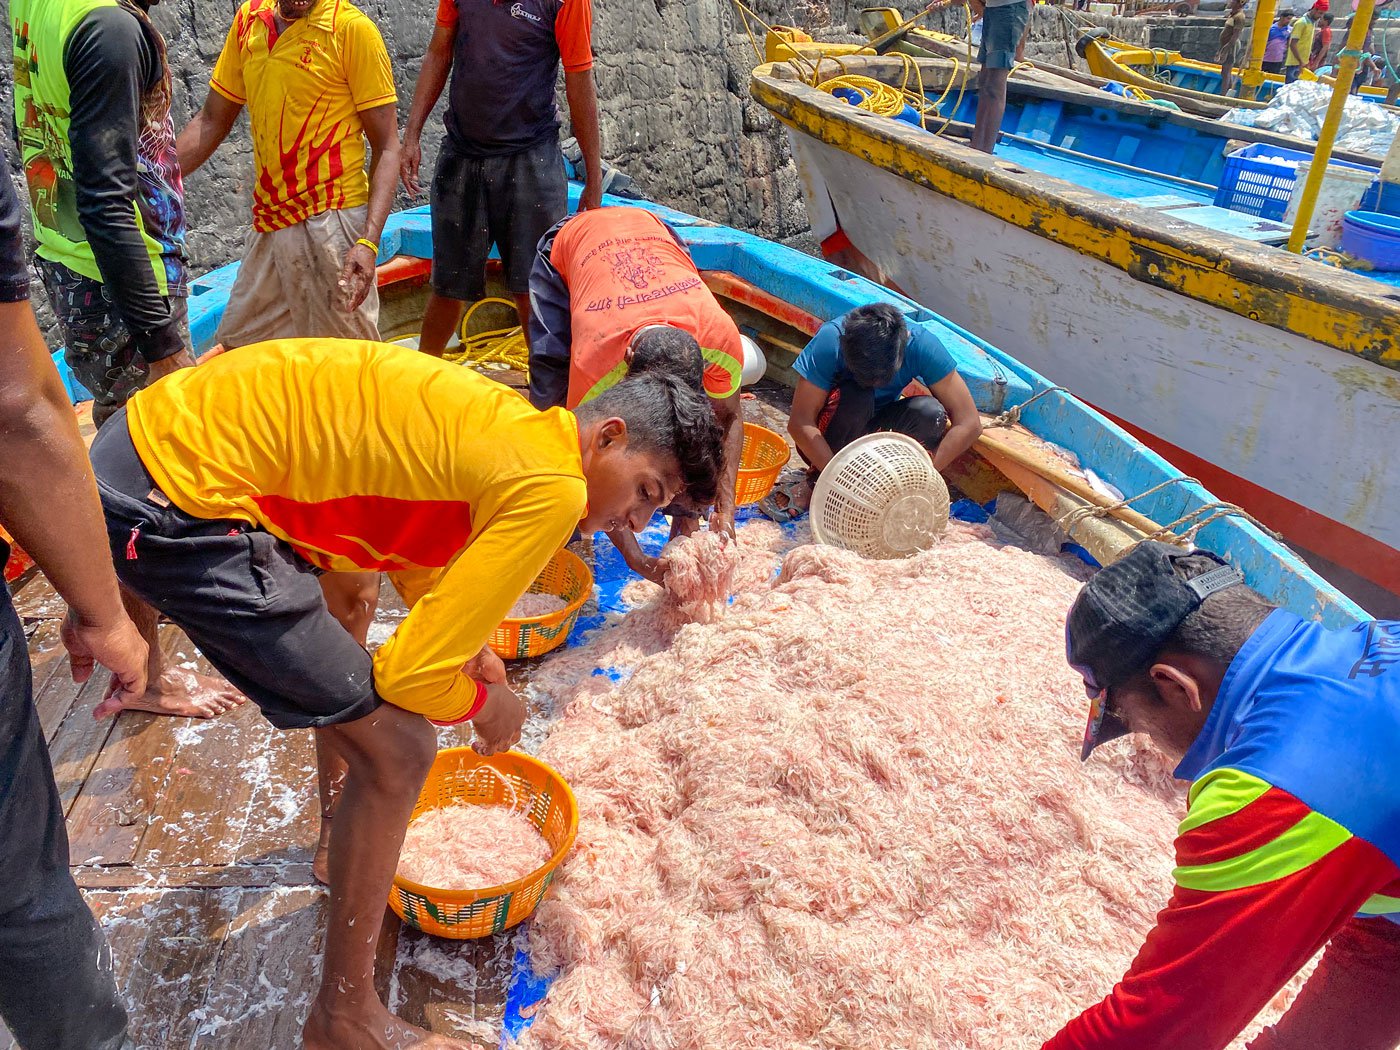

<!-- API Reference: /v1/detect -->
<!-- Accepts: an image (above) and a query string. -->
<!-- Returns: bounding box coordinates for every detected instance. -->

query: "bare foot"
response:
[94,668,246,720]
[313,818,333,886]
[304,1000,484,1050]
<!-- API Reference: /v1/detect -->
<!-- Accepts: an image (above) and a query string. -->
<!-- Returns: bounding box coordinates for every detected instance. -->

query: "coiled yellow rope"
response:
[445,297,530,373]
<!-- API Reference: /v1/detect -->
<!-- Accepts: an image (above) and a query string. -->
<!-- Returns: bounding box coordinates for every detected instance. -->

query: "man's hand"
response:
[146,349,197,381]
[400,133,423,197]
[471,682,525,756]
[607,528,666,585]
[580,178,603,211]
[63,607,148,718]
[464,644,507,687]
[707,508,737,541]
[337,241,377,312]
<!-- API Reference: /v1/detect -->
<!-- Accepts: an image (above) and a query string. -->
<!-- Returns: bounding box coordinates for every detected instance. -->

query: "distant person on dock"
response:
[527,205,745,579]
[400,0,602,358]
[970,0,1031,153]
[769,303,982,520]
[1045,541,1400,1050]
[1285,2,1322,82]
[1217,0,1249,97]
[1309,12,1335,69]
[0,155,140,1050]
[89,339,724,1050]
[176,0,404,820]
[1262,12,1295,74]
[12,0,242,721]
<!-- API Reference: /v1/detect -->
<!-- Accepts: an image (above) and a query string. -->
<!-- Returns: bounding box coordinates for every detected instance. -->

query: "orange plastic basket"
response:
[389,748,579,940]
[488,547,593,660]
[734,422,791,506]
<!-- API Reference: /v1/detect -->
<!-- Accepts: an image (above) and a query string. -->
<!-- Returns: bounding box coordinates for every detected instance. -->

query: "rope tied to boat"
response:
[984,385,1070,428]
[1146,501,1284,545]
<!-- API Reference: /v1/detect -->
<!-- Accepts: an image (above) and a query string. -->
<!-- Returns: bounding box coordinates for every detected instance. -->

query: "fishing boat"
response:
[1078,31,1394,108]
[852,6,1242,118]
[21,184,1371,1046]
[752,52,1399,614]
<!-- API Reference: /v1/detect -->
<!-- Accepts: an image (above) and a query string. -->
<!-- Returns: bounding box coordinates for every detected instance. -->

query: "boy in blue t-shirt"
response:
[762,303,982,519]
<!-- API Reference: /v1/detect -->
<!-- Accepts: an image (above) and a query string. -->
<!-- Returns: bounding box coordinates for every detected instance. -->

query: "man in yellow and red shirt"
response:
[528,205,746,581]
[176,0,400,346]
[90,338,723,1050]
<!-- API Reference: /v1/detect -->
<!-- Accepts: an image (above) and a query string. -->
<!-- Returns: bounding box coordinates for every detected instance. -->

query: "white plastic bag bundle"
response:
[1221,81,1398,156]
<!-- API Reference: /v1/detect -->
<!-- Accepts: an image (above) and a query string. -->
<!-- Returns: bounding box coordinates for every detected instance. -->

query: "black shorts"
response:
[91,412,382,730]
[430,134,568,301]
[39,258,188,413]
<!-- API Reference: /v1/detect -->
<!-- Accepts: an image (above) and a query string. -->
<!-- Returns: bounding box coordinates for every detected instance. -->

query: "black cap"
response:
[1067,541,1244,760]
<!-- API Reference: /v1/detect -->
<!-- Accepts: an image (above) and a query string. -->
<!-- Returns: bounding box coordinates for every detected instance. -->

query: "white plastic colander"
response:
[810,432,950,559]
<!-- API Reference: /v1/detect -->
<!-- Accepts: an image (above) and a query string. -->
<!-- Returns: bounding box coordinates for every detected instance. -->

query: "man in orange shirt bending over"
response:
[528,205,746,582]
[91,339,723,1049]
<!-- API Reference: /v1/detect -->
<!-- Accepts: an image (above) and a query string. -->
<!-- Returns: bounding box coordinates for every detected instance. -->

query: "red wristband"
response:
[427,679,488,727]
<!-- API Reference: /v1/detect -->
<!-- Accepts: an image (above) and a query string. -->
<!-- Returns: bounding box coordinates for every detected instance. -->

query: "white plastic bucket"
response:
[1283,161,1377,248]
[739,334,767,387]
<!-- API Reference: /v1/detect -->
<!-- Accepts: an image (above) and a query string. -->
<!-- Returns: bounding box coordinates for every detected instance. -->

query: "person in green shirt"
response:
[1286,1,1324,83]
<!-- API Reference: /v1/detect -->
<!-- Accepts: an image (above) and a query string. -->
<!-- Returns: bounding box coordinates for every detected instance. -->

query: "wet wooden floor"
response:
[0,572,516,1050]
[0,384,797,1050]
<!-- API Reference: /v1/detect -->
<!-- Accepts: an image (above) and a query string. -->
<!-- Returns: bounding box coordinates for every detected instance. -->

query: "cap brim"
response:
[1080,704,1132,762]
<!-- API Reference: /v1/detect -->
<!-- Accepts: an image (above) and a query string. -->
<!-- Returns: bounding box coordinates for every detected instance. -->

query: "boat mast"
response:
[1286,0,1379,252]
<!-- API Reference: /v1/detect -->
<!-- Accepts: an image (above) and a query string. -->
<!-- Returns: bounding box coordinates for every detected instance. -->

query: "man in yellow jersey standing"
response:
[90,338,724,1050]
[177,0,400,349]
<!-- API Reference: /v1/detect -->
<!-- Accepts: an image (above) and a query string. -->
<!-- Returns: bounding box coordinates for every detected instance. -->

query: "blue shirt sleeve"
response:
[793,321,842,392]
[906,326,956,387]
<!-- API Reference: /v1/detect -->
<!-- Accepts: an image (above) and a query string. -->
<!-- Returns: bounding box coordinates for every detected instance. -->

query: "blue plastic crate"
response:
[1213,143,1372,221]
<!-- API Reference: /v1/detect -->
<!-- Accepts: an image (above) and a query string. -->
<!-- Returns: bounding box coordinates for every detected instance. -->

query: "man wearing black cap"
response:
[1045,541,1400,1050]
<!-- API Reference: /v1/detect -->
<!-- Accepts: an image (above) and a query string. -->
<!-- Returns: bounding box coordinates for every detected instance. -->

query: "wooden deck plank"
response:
[228,724,320,868]
[389,929,513,1045]
[88,888,240,1050]
[187,887,327,1049]
[47,671,119,816]
[75,862,317,889]
[10,569,64,623]
[135,700,268,869]
[66,628,200,866]
[27,618,68,696]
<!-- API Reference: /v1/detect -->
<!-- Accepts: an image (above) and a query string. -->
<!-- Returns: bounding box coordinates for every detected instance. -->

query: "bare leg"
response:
[513,291,534,353]
[301,705,474,1050]
[312,571,380,884]
[100,586,245,719]
[418,292,466,358]
[971,67,1011,154]
[320,572,379,648]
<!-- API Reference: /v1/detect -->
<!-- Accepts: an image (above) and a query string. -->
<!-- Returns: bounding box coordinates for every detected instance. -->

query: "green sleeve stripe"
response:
[1359,894,1400,917]
[1174,810,1353,893]
[1180,768,1272,835]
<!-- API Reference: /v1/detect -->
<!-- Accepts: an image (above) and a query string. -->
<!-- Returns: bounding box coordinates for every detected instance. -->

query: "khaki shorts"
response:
[216,205,381,348]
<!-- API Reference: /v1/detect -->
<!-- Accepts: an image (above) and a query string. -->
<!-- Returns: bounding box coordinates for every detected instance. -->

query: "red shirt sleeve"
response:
[1042,784,1400,1050]
[435,0,457,29]
[555,0,593,73]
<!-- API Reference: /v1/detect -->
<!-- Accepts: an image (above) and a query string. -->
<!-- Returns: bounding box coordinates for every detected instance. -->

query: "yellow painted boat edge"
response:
[750,60,1400,371]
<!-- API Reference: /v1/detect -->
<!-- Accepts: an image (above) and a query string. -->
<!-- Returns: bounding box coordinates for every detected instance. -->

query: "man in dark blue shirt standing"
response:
[0,151,146,1050]
[399,0,603,358]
